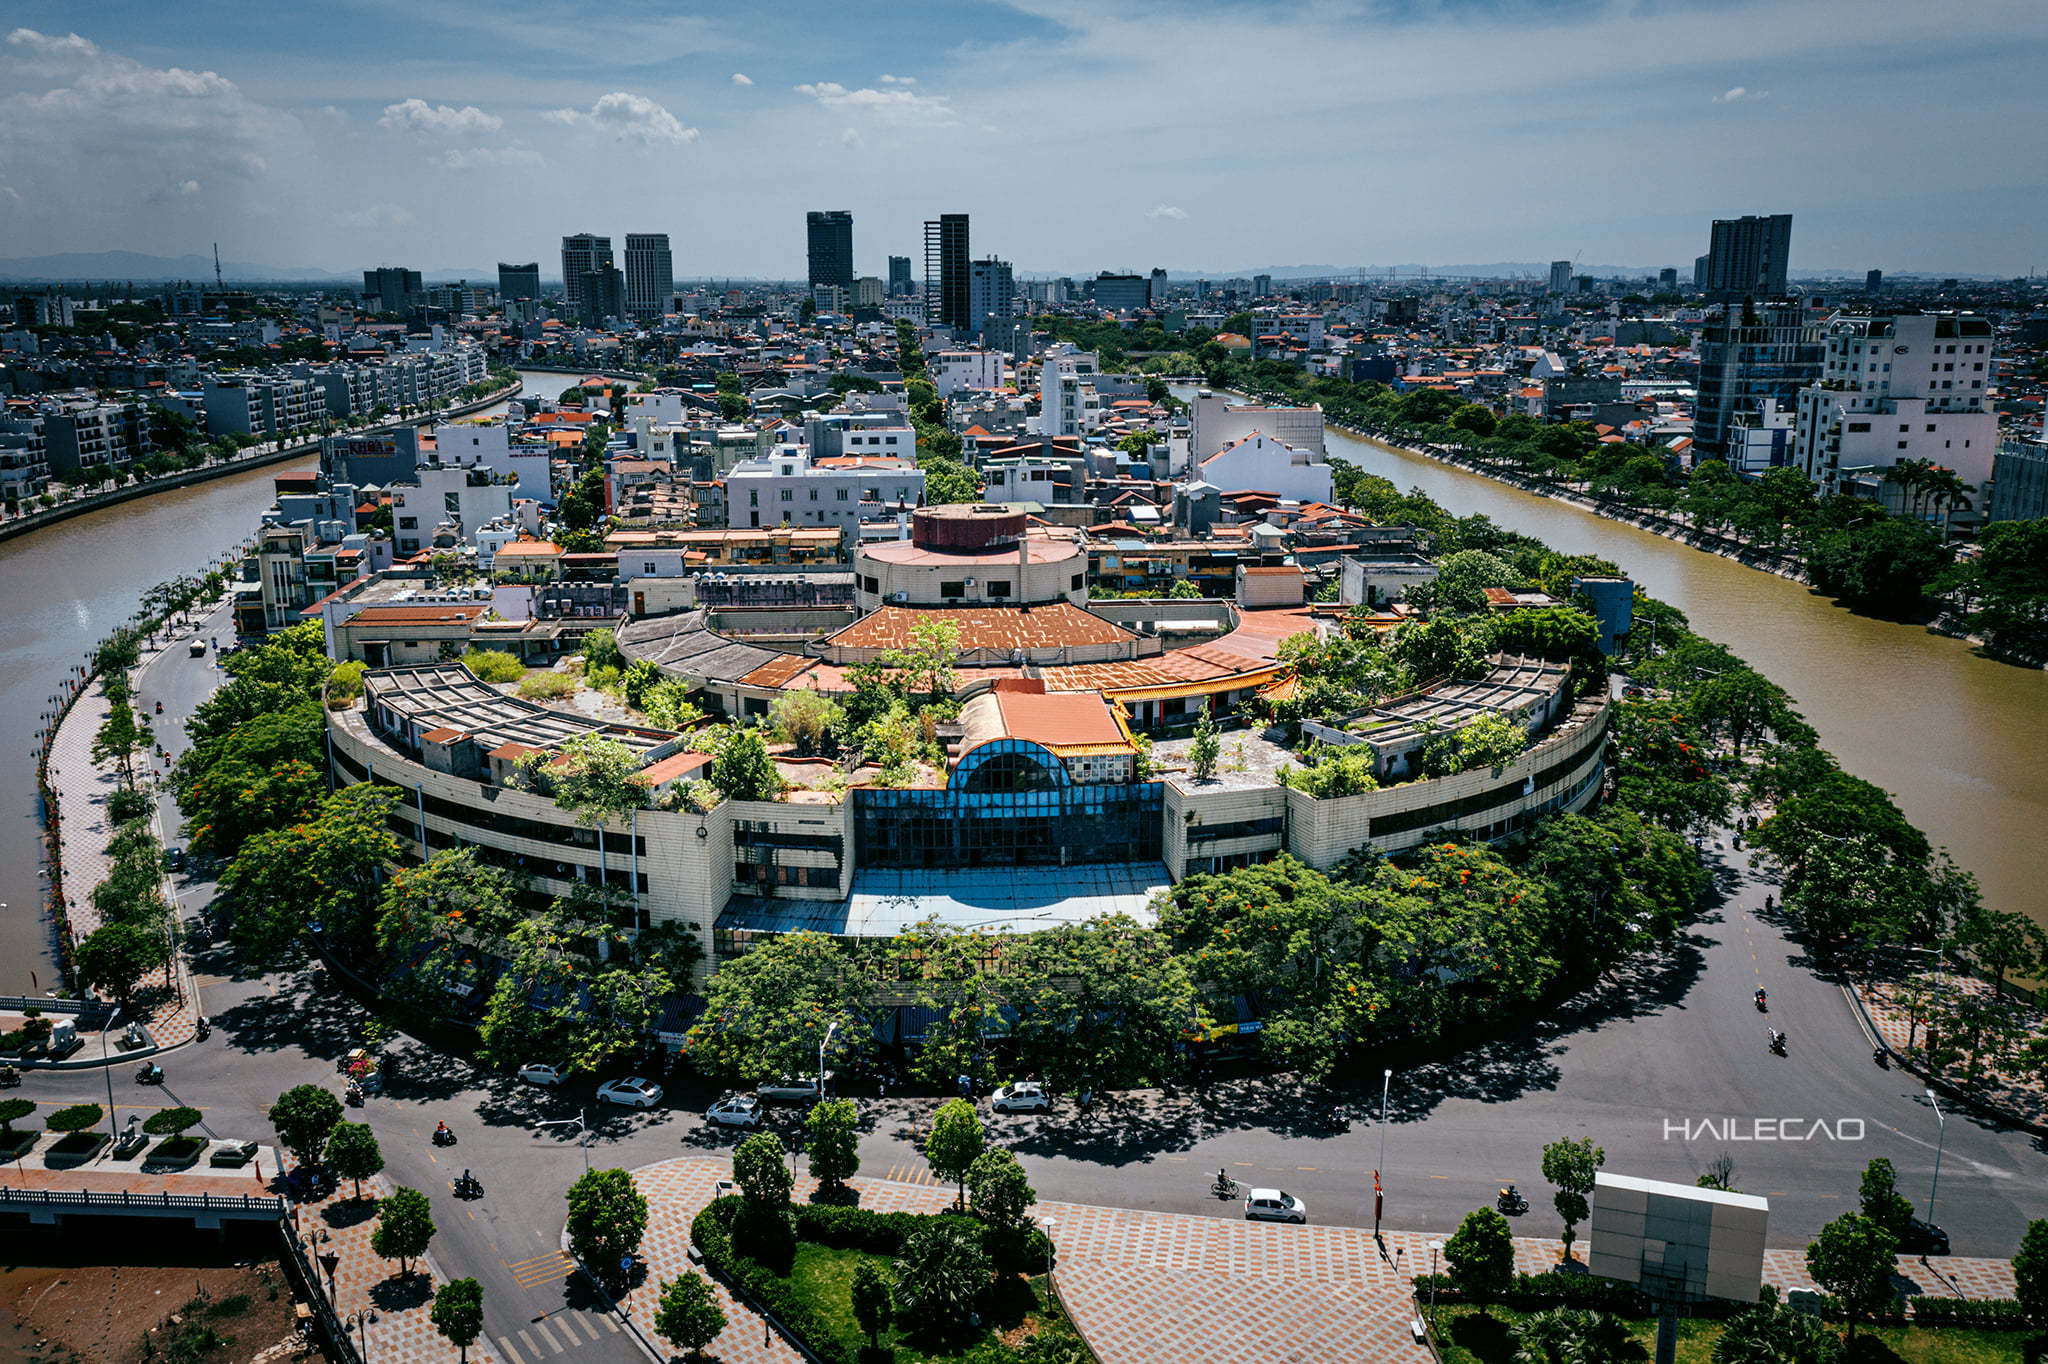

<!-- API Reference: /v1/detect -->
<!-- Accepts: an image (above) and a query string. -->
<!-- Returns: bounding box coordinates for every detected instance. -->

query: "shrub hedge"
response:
[1906,1297,2032,1328]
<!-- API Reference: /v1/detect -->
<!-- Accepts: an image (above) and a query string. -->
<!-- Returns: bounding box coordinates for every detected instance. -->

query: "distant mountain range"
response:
[0,250,504,285]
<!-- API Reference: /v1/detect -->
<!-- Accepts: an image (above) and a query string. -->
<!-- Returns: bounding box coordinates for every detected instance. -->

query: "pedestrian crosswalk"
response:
[496,1308,618,1363]
[505,1250,576,1290]
[881,1163,946,1188]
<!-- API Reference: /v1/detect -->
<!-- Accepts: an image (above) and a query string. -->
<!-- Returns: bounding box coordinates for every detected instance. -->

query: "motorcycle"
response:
[1769,1030,1787,1056]
[1211,1172,1240,1200]
[1873,1047,1890,1069]
[0,1065,19,1088]
[345,1083,364,1108]
[1754,990,1767,1012]
[453,1170,483,1199]
[432,1126,456,1147]
[195,1017,211,1041]
[135,1063,164,1084]
[1497,1185,1529,1217]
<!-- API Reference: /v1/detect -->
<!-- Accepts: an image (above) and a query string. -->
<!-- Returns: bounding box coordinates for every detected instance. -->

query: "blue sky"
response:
[3,0,2046,278]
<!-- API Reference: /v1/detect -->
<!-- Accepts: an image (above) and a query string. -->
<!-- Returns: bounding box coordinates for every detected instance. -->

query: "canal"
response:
[0,371,561,989]
[1319,421,2048,932]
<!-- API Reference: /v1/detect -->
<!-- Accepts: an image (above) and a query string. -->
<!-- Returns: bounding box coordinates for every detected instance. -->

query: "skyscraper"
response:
[1865,269,1884,294]
[967,257,1014,341]
[362,267,422,314]
[560,234,614,319]
[1701,214,1793,300]
[1694,300,1822,460]
[923,214,969,331]
[1658,267,1679,291]
[1548,260,1573,294]
[806,211,854,291]
[623,233,674,321]
[577,268,624,326]
[497,262,540,302]
[888,255,913,297]
[1149,268,1169,307]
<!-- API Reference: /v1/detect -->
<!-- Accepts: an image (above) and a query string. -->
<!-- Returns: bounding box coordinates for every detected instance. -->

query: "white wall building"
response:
[1190,430,1334,504]
[1791,313,1998,506]
[391,464,518,556]
[930,349,1006,399]
[724,444,924,535]
[431,419,553,504]
[1038,344,1103,439]
[1188,391,1325,460]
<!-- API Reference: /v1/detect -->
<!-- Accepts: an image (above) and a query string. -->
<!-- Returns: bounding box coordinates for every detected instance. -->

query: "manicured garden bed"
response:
[147,1135,208,1167]
[1432,1303,2040,1364]
[692,1197,1083,1364]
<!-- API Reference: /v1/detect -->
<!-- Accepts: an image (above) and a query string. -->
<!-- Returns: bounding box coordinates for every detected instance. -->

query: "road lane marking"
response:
[593,1311,619,1333]
[497,1338,525,1364]
[532,1320,563,1353]
[1295,1166,1317,1172]
[516,1330,541,1359]
[1429,1175,1449,1180]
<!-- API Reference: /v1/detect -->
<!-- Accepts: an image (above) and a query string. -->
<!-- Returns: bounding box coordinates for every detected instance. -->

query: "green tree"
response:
[430,1279,485,1364]
[1856,1158,1913,1236]
[325,1120,384,1200]
[268,1084,344,1167]
[91,695,154,786]
[803,1099,860,1197]
[1541,1137,1604,1259]
[462,648,526,683]
[581,627,627,673]
[1711,1290,1842,1363]
[895,1220,991,1341]
[1390,615,1492,683]
[1416,549,1522,614]
[1445,1207,1516,1314]
[710,727,785,802]
[1005,916,1197,1092]
[566,1168,650,1290]
[653,1272,726,1360]
[2013,1217,2048,1325]
[1955,906,2046,996]
[1509,1306,1640,1364]
[1804,1213,1898,1340]
[1188,707,1221,780]
[851,1259,894,1348]
[74,921,170,1003]
[967,1148,1036,1230]
[925,1098,985,1210]
[220,784,403,965]
[0,1098,34,1137]
[43,1104,104,1141]
[732,1132,793,1209]
[372,1186,436,1276]
[687,931,872,1084]
[880,618,962,704]
[1938,518,2048,664]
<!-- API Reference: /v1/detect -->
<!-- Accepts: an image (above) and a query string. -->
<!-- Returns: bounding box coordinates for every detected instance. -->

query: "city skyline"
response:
[3,1,2046,278]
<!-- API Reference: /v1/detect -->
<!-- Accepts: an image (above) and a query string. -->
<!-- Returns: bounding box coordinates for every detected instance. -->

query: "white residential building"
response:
[930,349,1006,399]
[430,419,554,504]
[1188,391,1325,461]
[1038,344,1103,439]
[391,463,519,556]
[1791,313,1998,506]
[1191,430,1334,505]
[724,443,924,534]
[202,373,327,440]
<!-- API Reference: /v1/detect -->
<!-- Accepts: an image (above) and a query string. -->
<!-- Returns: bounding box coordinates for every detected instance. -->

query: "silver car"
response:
[706,1094,764,1129]
[1244,1189,1308,1224]
[991,1082,1051,1114]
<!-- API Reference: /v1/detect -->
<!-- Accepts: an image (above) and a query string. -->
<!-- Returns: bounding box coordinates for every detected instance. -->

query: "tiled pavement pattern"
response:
[625,1158,2023,1364]
[1864,975,2047,1128]
[293,1172,502,1364]
[45,639,202,1051]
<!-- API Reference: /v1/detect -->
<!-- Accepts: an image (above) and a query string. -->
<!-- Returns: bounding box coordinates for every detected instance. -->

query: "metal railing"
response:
[0,1187,285,1214]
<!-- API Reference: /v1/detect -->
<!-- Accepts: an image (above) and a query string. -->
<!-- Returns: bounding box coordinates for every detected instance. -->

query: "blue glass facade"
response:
[855,738,1163,868]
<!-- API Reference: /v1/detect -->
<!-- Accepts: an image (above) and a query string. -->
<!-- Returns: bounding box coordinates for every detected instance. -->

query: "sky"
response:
[3,0,2046,280]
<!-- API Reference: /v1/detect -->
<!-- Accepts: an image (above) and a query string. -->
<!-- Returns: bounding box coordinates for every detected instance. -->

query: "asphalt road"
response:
[8,623,2039,1358]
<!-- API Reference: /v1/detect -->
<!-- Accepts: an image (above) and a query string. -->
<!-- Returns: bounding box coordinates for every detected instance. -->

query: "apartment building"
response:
[201,372,327,440]
[1790,313,1998,503]
[391,463,520,556]
[724,444,924,535]
[0,414,49,501]
[41,399,154,474]
[1187,391,1326,460]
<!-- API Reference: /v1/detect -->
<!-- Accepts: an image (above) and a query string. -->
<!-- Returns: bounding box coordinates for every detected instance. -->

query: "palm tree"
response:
[1921,468,1970,540]
[1511,1306,1643,1364]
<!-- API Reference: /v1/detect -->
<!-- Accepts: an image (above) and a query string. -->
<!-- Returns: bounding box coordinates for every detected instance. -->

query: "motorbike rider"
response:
[434,1120,451,1142]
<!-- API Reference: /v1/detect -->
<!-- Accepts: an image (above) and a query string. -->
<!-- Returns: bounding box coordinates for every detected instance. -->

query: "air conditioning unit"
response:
[890,592,908,603]
[965,578,976,588]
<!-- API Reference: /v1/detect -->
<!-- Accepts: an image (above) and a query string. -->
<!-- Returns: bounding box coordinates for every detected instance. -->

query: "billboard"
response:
[1587,1172,1768,1304]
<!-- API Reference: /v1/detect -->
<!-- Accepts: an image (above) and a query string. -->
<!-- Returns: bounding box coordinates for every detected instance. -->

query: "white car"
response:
[517,1062,565,1087]
[1245,1189,1308,1224]
[596,1076,663,1109]
[706,1095,764,1129]
[756,1075,828,1105]
[991,1082,1051,1114]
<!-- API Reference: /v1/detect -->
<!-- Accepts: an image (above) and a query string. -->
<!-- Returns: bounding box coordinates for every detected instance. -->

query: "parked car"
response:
[991,1082,1051,1114]
[596,1076,663,1109]
[1899,1218,1950,1256]
[162,847,186,872]
[517,1062,565,1087]
[706,1095,764,1129]
[1244,1189,1308,1224]
[756,1075,829,1105]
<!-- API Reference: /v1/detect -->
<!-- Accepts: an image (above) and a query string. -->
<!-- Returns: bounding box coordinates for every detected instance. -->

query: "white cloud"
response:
[378,97,502,135]
[793,81,955,126]
[338,202,415,230]
[731,72,753,87]
[878,74,915,85]
[840,127,863,147]
[543,91,699,144]
[1713,86,1767,103]
[145,179,202,204]
[437,145,544,170]
[1146,203,1188,221]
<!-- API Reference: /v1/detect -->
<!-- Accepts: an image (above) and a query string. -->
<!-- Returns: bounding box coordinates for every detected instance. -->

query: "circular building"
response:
[853,504,1087,613]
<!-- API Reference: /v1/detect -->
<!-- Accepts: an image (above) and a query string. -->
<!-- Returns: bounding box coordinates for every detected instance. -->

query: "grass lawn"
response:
[785,1242,1071,1363]
[1433,1304,2039,1364]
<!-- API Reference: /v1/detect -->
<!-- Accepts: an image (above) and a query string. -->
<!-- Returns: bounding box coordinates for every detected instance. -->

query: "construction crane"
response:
[213,242,223,291]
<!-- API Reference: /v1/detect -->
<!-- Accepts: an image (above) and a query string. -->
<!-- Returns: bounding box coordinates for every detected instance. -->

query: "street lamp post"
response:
[1925,1089,1946,1229]
[1428,1240,1444,1329]
[536,1111,590,1172]
[1039,1217,1056,1279]
[1375,1067,1391,1234]
[102,1005,123,1144]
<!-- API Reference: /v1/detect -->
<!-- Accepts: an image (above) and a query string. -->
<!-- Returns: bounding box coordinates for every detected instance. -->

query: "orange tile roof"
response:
[987,679,1129,749]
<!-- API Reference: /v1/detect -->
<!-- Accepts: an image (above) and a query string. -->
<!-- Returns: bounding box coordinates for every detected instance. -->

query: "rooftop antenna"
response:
[213,242,223,291]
